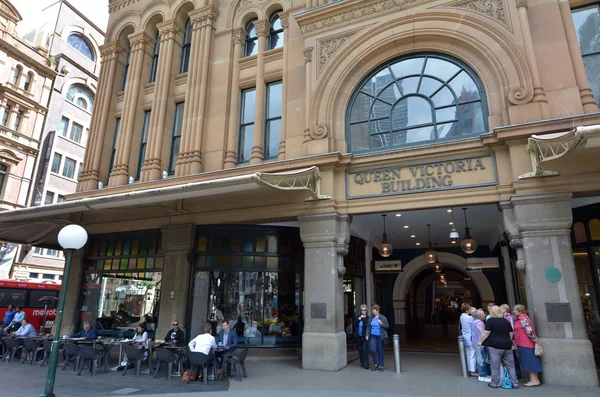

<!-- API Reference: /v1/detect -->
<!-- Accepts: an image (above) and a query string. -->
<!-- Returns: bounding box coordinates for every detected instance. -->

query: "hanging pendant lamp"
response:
[425,224,437,264]
[460,208,478,254]
[449,207,459,242]
[378,214,393,257]
[432,243,443,273]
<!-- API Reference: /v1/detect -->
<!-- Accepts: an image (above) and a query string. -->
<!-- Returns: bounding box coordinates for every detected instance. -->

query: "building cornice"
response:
[0,38,56,78]
[108,0,140,14]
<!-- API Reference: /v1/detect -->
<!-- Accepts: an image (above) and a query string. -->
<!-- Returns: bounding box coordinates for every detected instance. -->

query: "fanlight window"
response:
[67,34,95,61]
[67,84,94,112]
[347,54,488,153]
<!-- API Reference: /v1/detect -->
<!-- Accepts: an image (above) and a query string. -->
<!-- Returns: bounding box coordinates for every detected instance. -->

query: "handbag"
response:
[182,369,197,382]
[534,341,543,357]
[501,366,513,389]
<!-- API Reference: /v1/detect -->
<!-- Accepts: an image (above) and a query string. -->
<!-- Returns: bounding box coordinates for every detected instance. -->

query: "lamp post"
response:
[41,224,88,397]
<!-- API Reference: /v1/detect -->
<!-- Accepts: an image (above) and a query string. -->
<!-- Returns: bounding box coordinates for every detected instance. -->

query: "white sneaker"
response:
[478,376,492,383]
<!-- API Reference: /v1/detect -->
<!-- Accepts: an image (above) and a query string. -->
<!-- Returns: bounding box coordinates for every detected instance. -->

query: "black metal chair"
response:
[187,351,215,385]
[3,338,22,362]
[153,348,176,380]
[62,342,80,371]
[77,346,105,376]
[22,339,43,364]
[122,346,144,377]
[220,348,248,381]
[40,341,53,367]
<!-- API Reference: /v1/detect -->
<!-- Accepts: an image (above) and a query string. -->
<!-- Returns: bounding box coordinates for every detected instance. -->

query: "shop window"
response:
[122,46,131,91]
[238,88,256,163]
[67,34,95,61]
[571,5,600,107]
[265,81,282,159]
[10,65,21,85]
[574,221,587,243]
[0,164,6,195]
[51,153,62,173]
[24,72,33,92]
[244,19,258,57]
[109,119,120,176]
[590,219,600,241]
[149,31,160,83]
[62,157,77,179]
[268,12,283,50]
[180,18,192,74]
[136,111,151,180]
[169,103,184,175]
[44,191,55,205]
[59,116,69,137]
[1,105,10,126]
[67,84,94,112]
[347,54,488,153]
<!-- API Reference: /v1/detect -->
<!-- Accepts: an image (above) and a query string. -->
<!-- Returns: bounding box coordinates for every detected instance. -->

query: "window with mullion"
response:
[51,153,62,173]
[60,116,69,137]
[238,88,256,163]
[265,81,282,159]
[44,191,55,205]
[109,119,121,177]
[268,13,284,50]
[149,32,160,83]
[169,103,184,174]
[244,19,258,57]
[70,122,83,143]
[0,164,6,195]
[180,19,192,74]
[62,158,77,179]
[24,73,32,91]
[571,4,600,107]
[136,111,151,180]
[122,46,131,91]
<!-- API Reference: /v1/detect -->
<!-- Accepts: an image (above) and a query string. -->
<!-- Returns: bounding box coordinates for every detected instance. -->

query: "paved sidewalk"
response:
[0,352,597,397]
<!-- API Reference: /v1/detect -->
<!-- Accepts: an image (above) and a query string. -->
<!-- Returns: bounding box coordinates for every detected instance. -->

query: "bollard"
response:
[393,334,402,373]
[457,335,468,377]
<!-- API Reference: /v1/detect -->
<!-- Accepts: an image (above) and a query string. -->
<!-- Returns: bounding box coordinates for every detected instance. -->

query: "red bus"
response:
[0,280,61,331]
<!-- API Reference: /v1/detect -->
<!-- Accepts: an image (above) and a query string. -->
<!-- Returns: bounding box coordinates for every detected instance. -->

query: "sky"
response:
[15,0,110,37]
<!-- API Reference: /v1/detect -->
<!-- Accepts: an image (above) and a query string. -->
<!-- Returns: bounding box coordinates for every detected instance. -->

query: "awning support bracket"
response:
[255,166,331,201]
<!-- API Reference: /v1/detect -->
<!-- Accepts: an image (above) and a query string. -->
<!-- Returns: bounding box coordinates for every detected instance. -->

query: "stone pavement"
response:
[0,352,597,397]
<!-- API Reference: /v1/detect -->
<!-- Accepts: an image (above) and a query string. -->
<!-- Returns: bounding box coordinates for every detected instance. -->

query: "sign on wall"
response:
[346,153,498,199]
[374,260,402,272]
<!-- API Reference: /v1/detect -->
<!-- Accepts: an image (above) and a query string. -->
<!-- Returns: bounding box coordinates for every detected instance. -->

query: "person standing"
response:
[353,304,370,369]
[501,303,522,379]
[2,304,15,327]
[513,305,542,387]
[478,305,519,389]
[460,303,477,376]
[365,304,389,372]
[471,309,491,382]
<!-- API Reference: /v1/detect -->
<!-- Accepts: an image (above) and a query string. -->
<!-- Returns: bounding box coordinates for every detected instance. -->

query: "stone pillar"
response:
[249,19,270,165]
[0,99,8,125]
[157,224,195,338]
[500,242,517,309]
[58,249,87,337]
[141,20,182,182]
[6,104,18,131]
[109,31,153,186]
[19,110,31,133]
[557,0,598,113]
[298,212,351,371]
[364,242,372,309]
[303,47,313,144]
[79,42,122,192]
[501,192,599,387]
[516,0,549,118]
[223,28,245,169]
[278,12,289,160]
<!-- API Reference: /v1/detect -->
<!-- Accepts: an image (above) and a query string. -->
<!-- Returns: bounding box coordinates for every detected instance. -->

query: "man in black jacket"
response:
[163,320,185,346]
[353,304,370,369]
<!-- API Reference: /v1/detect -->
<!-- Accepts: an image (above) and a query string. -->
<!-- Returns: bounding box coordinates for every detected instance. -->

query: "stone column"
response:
[303,47,313,144]
[109,31,153,186]
[141,20,181,182]
[278,12,289,160]
[79,42,122,192]
[6,104,18,131]
[19,110,31,133]
[501,192,599,387]
[0,99,8,125]
[558,0,598,113]
[224,28,245,169]
[58,249,87,337]
[298,212,351,371]
[157,224,195,338]
[516,0,549,118]
[249,19,270,165]
[500,242,517,308]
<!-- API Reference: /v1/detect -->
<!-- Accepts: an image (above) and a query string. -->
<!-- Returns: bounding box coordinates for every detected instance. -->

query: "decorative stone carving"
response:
[239,0,265,8]
[516,0,527,7]
[304,47,314,63]
[508,86,532,105]
[109,0,141,13]
[253,20,271,37]
[99,42,123,60]
[319,32,356,69]
[190,5,219,23]
[158,20,182,41]
[128,31,153,50]
[279,13,289,29]
[311,123,328,140]
[300,0,400,34]
[231,28,246,46]
[509,238,522,250]
[451,0,508,27]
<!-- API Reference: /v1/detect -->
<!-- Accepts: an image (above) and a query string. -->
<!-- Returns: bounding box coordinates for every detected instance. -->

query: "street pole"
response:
[457,335,468,377]
[40,248,73,397]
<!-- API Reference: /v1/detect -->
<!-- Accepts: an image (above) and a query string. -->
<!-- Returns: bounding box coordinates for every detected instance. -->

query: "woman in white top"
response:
[459,303,477,376]
[132,324,149,345]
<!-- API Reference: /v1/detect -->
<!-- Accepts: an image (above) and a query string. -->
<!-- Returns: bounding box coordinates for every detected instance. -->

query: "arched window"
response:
[67,34,95,61]
[122,46,131,91]
[180,18,192,74]
[0,164,6,195]
[24,73,33,91]
[268,12,283,50]
[347,54,488,153]
[149,31,160,83]
[10,66,21,85]
[244,19,258,57]
[67,84,95,112]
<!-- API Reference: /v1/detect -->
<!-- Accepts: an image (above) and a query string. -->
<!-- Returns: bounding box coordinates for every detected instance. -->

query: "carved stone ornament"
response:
[190,5,219,24]
[128,31,153,50]
[304,47,314,63]
[451,0,508,27]
[279,13,289,29]
[509,238,523,249]
[231,29,246,46]
[239,0,265,8]
[300,0,401,35]
[253,20,271,37]
[516,0,527,7]
[158,20,182,39]
[99,42,123,59]
[319,32,356,69]
[310,123,328,140]
[508,86,532,105]
[109,0,141,13]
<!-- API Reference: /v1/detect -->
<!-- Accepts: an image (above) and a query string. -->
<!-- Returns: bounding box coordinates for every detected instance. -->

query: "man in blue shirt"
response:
[68,321,97,341]
[2,305,15,326]
[216,320,237,374]
[14,319,36,338]
[4,306,25,332]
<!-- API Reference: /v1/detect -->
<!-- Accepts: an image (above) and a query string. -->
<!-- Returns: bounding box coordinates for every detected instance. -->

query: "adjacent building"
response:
[0,0,599,387]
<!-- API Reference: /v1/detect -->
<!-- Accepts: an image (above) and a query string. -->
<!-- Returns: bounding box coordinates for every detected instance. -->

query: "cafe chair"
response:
[153,348,175,380]
[3,338,22,363]
[22,339,43,365]
[40,341,53,367]
[77,346,105,376]
[220,348,249,382]
[187,351,215,386]
[62,343,80,371]
[123,346,144,377]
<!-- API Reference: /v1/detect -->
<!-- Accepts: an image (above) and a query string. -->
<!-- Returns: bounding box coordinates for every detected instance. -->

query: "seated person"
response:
[269,319,284,335]
[131,324,148,346]
[15,319,36,338]
[188,324,217,379]
[216,320,237,353]
[2,304,15,327]
[281,324,292,337]
[68,321,97,341]
[4,306,25,333]
[163,320,185,346]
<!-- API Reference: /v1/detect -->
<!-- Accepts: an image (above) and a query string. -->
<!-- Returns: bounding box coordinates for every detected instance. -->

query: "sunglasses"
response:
[172,324,179,326]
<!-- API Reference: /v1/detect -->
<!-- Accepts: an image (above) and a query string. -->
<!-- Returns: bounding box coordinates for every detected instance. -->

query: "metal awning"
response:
[519,124,600,179]
[0,166,329,247]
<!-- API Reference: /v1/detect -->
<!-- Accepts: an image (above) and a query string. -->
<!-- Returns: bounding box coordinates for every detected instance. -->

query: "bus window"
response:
[28,290,59,308]
[0,289,26,307]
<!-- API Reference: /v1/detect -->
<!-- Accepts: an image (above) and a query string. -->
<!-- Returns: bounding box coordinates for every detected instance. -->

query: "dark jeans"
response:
[369,335,384,367]
[356,338,369,367]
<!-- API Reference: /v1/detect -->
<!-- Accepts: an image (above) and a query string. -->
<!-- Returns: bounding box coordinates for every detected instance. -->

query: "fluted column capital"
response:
[190,4,219,26]
[279,12,289,29]
[157,19,182,41]
[516,0,527,8]
[254,19,271,37]
[127,30,154,51]
[99,41,124,61]
[232,27,246,46]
